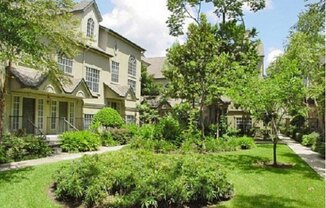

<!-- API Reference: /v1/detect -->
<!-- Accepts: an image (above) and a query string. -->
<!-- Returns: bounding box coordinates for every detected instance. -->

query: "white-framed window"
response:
[128,55,136,76]
[86,67,100,93]
[51,101,57,129]
[12,96,20,130]
[69,102,75,126]
[111,61,119,83]
[128,79,136,93]
[58,54,73,74]
[236,118,252,130]
[87,18,94,37]
[84,114,93,129]
[126,115,136,124]
[37,99,44,129]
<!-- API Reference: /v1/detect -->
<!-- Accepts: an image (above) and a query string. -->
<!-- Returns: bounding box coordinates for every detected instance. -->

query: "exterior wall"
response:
[5,79,84,134]
[74,4,143,124]
[75,7,100,47]
[105,32,142,100]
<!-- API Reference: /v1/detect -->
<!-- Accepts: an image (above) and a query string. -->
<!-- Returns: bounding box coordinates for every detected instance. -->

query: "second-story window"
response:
[87,18,94,37]
[128,55,136,76]
[128,79,136,93]
[58,55,73,74]
[86,66,99,93]
[111,61,119,83]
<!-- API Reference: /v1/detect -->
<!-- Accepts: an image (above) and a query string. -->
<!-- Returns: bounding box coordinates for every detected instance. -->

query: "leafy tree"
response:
[164,15,231,137]
[285,1,325,136]
[140,64,161,96]
[229,57,305,165]
[165,0,264,137]
[0,0,81,137]
[137,102,159,125]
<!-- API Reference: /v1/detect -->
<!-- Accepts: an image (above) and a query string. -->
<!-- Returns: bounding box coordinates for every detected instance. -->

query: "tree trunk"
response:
[273,139,277,166]
[0,63,10,140]
[271,116,279,166]
[199,102,205,138]
[0,95,5,139]
[216,106,220,138]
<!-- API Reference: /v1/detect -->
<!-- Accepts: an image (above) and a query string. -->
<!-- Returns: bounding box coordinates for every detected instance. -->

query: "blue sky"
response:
[89,0,313,68]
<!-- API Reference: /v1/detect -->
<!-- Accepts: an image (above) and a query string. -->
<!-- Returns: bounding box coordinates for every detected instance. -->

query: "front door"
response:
[22,98,36,134]
[59,102,68,133]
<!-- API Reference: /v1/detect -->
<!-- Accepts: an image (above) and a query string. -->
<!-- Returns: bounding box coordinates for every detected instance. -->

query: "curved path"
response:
[279,135,325,178]
[0,145,125,172]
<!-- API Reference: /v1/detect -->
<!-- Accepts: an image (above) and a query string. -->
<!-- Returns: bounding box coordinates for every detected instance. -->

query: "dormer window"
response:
[87,18,94,37]
[128,55,136,76]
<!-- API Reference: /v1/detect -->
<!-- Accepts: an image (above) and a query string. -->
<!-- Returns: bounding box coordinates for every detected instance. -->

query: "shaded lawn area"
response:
[0,144,324,208]
[216,144,325,208]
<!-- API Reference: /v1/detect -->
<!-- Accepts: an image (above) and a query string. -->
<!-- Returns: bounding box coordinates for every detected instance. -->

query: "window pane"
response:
[86,67,100,92]
[111,61,119,82]
[128,55,136,76]
[57,54,73,74]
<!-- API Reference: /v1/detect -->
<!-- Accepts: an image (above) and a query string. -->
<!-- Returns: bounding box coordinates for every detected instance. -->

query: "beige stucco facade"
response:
[2,1,145,135]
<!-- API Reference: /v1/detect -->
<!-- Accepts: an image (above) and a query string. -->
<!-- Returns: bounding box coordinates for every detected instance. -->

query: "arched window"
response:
[128,55,136,76]
[86,18,94,37]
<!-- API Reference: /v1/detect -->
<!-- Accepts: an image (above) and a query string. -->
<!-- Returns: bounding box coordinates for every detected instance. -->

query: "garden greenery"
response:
[54,150,234,207]
[60,131,101,152]
[92,107,124,128]
[0,135,52,163]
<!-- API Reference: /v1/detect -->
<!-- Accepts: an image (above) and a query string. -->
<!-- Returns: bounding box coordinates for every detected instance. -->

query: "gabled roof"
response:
[72,0,103,22]
[10,67,95,98]
[10,67,47,88]
[144,57,166,79]
[100,26,146,52]
[61,78,96,97]
[104,82,136,98]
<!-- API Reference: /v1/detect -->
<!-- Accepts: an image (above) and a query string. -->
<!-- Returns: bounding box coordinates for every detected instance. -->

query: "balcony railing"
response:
[9,116,93,135]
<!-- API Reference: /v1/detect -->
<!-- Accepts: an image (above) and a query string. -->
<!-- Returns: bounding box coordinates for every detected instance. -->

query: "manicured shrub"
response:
[100,131,118,146]
[0,135,52,163]
[130,137,177,153]
[137,124,155,140]
[154,115,181,145]
[93,107,124,128]
[234,136,257,149]
[54,151,234,207]
[109,128,132,145]
[302,132,319,148]
[60,131,101,152]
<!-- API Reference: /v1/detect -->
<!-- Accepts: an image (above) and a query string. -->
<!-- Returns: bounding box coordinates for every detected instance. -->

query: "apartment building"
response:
[3,0,145,135]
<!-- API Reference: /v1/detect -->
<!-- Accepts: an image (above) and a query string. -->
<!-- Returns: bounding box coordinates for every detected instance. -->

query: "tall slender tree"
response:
[0,0,81,138]
[165,0,264,137]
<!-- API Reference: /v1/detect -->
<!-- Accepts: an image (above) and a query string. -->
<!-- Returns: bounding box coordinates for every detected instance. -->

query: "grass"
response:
[0,144,324,208]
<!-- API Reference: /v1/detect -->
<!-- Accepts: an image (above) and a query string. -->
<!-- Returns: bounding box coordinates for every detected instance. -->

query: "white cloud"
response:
[243,0,273,13]
[101,0,185,57]
[266,48,283,67]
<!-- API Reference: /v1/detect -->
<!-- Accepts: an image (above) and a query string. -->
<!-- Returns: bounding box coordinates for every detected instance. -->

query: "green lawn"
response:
[0,144,324,208]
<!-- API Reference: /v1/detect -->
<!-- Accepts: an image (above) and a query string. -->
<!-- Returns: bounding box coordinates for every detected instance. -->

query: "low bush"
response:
[109,128,132,145]
[130,137,177,153]
[154,115,181,145]
[93,107,124,128]
[0,135,52,163]
[302,132,319,148]
[100,131,118,146]
[60,131,101,152]
[54,151,234,207]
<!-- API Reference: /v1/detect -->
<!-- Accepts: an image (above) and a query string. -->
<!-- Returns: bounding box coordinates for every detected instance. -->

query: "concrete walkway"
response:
[0,145,125,172]
[279,135,325,178]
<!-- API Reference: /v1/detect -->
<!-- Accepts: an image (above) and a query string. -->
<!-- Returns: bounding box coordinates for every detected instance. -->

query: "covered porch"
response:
[5,67,94,135]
